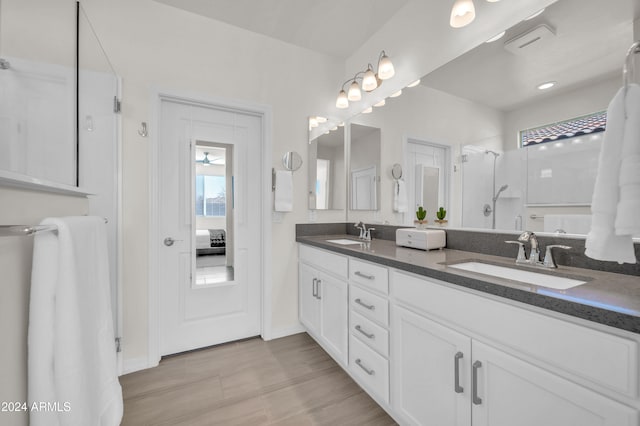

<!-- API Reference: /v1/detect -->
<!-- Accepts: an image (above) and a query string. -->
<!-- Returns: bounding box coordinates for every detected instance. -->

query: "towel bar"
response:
[0,218,108,237]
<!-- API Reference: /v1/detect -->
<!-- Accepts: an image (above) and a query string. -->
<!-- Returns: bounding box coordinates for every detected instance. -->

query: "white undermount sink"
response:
[325,239,363,245]
[448,261,587,290]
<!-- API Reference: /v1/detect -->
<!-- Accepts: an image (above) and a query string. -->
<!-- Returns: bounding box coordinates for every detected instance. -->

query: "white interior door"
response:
[158,99,261,356]
[406,140,449,225]
[351,165,377,210]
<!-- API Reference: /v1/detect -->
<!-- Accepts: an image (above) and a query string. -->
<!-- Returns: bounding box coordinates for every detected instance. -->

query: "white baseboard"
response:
[266,323,306,341]
[122,356,154,375]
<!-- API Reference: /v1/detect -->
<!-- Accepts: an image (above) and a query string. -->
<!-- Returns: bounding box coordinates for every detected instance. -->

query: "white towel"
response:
[274,170,293,212]
[394,180,408,213]
[615,83,640,236]
[28,216,123,426]
[585,86,636,264]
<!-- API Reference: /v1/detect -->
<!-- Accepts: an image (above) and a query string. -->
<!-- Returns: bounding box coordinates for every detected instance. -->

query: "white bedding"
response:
[196,230,210,249]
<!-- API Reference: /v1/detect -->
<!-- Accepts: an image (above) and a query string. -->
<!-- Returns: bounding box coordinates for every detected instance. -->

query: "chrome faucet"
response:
[518,231,541,264]
[506,231,572,269]
[354,222,375,241]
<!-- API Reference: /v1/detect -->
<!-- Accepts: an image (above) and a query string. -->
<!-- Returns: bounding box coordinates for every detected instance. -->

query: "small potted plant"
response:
[414,206,427,228]
[435,206,448,225]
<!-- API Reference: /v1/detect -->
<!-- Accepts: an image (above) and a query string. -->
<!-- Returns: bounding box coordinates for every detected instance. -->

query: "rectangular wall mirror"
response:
[308,126,345,210]
[349,123,380,211]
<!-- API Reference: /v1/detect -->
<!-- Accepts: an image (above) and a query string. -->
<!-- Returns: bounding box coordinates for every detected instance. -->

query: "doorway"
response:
[153,96,266,357]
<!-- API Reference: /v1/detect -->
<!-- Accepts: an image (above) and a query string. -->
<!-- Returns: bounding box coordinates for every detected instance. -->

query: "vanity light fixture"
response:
[309,117,319,128]
[316,116,327,123]
[390,89,402,98]
[407,79,421,88]
[537,81,556,90]
[374,99,386,107]
[338,121,345,127]
[334,50,395,109]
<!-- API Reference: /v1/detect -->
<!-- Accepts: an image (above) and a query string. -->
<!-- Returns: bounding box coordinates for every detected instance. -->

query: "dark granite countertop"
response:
[297,234,640,335]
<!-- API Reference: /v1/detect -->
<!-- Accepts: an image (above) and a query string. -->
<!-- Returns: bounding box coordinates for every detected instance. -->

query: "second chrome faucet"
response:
[505,231,571,269]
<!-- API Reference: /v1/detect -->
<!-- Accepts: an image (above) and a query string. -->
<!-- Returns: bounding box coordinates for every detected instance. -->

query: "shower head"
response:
[485,150,500,158]
[493,184,509,202]
[0,58,9,70]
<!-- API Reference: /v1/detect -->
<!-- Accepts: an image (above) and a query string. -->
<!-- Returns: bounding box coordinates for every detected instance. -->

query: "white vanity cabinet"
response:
[298,245,348,366]
[391,270,640,426]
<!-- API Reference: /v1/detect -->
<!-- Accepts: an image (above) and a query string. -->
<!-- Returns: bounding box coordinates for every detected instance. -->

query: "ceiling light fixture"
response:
[407,79,421,88]
[525,8,545,20]
[334,50,395,109]
[537,81,556,90]
[450,0,476,28]
[486,30,506,43]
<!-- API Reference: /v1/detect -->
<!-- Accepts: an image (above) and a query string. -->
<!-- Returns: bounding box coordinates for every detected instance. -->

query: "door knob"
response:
[164,237,182,246]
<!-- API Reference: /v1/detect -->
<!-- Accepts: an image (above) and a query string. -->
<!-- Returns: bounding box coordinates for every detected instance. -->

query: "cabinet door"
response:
[299,263,320,336]
[392,306,471,426]
[318,272,348,365]
[472,341,639,426]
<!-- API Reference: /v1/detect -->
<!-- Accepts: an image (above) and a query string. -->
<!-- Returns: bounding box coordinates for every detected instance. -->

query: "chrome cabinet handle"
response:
[454,352,464,394]
[355,358,375,376]
[472,360,482,405]
[316,279,322,300]
[355,325,375,339]
[355,271,375,280]
[312,278,317,298]
[354,298,375,310]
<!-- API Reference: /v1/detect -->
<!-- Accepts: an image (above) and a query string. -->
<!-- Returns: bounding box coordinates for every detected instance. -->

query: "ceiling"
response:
[421,0,637,111]
[153,0,409,58]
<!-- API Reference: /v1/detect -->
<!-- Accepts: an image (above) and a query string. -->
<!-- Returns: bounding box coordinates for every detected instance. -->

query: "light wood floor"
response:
[120,333,397,425]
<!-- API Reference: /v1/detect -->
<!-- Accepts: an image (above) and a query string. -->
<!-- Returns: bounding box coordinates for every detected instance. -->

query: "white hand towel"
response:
[274,170,293,212]
[615,83,640,236]
[394,180,408,213]
[585,87,636,264]
[29,216,123,426]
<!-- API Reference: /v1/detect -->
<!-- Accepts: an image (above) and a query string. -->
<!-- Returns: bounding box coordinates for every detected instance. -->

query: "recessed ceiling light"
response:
[537,81,556,90]
[390,90,402,98]
[407,79,421,88]
[525,8,545,20]
[485,31,506,43]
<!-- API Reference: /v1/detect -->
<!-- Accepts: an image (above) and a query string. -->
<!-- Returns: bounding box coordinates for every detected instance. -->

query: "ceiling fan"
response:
[195,152,224,166]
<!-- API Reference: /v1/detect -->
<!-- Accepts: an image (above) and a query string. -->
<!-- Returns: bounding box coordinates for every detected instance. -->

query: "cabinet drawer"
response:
[349,258,389,294]
[350,285,389,327]
[350,310,389,358]
[299,244,348,279]
[392,269,639,399]
[349,334,390,404]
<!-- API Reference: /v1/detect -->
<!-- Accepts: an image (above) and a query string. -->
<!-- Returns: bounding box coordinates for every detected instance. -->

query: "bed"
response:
[196,229,226,255]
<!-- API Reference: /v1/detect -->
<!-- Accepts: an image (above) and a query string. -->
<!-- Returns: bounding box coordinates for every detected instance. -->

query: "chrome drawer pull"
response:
[316,279,322,300]
[354,271,375,280]
[355,298,375,310]
[355,358,375,376]
[472,360,482,405]
[454,352,464,393]
[355,325,375,339]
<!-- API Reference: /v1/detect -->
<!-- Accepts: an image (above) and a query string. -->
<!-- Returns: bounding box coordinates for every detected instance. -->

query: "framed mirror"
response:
[349,123,381,211]
[343,0,635,236]
[308,126,346,210]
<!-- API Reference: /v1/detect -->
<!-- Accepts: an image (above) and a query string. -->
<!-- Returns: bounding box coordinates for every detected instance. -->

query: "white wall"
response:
[0,187,88,426]
[76,0,344,366]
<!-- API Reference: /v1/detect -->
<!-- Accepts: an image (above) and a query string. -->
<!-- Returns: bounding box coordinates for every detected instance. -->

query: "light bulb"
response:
[336,90,349,109]
[377,52,395,80]
[450,0,476,28]
[309,117,318,128]
[348,80,362,101]
[316,116,327,123]
[362,66,378,92]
